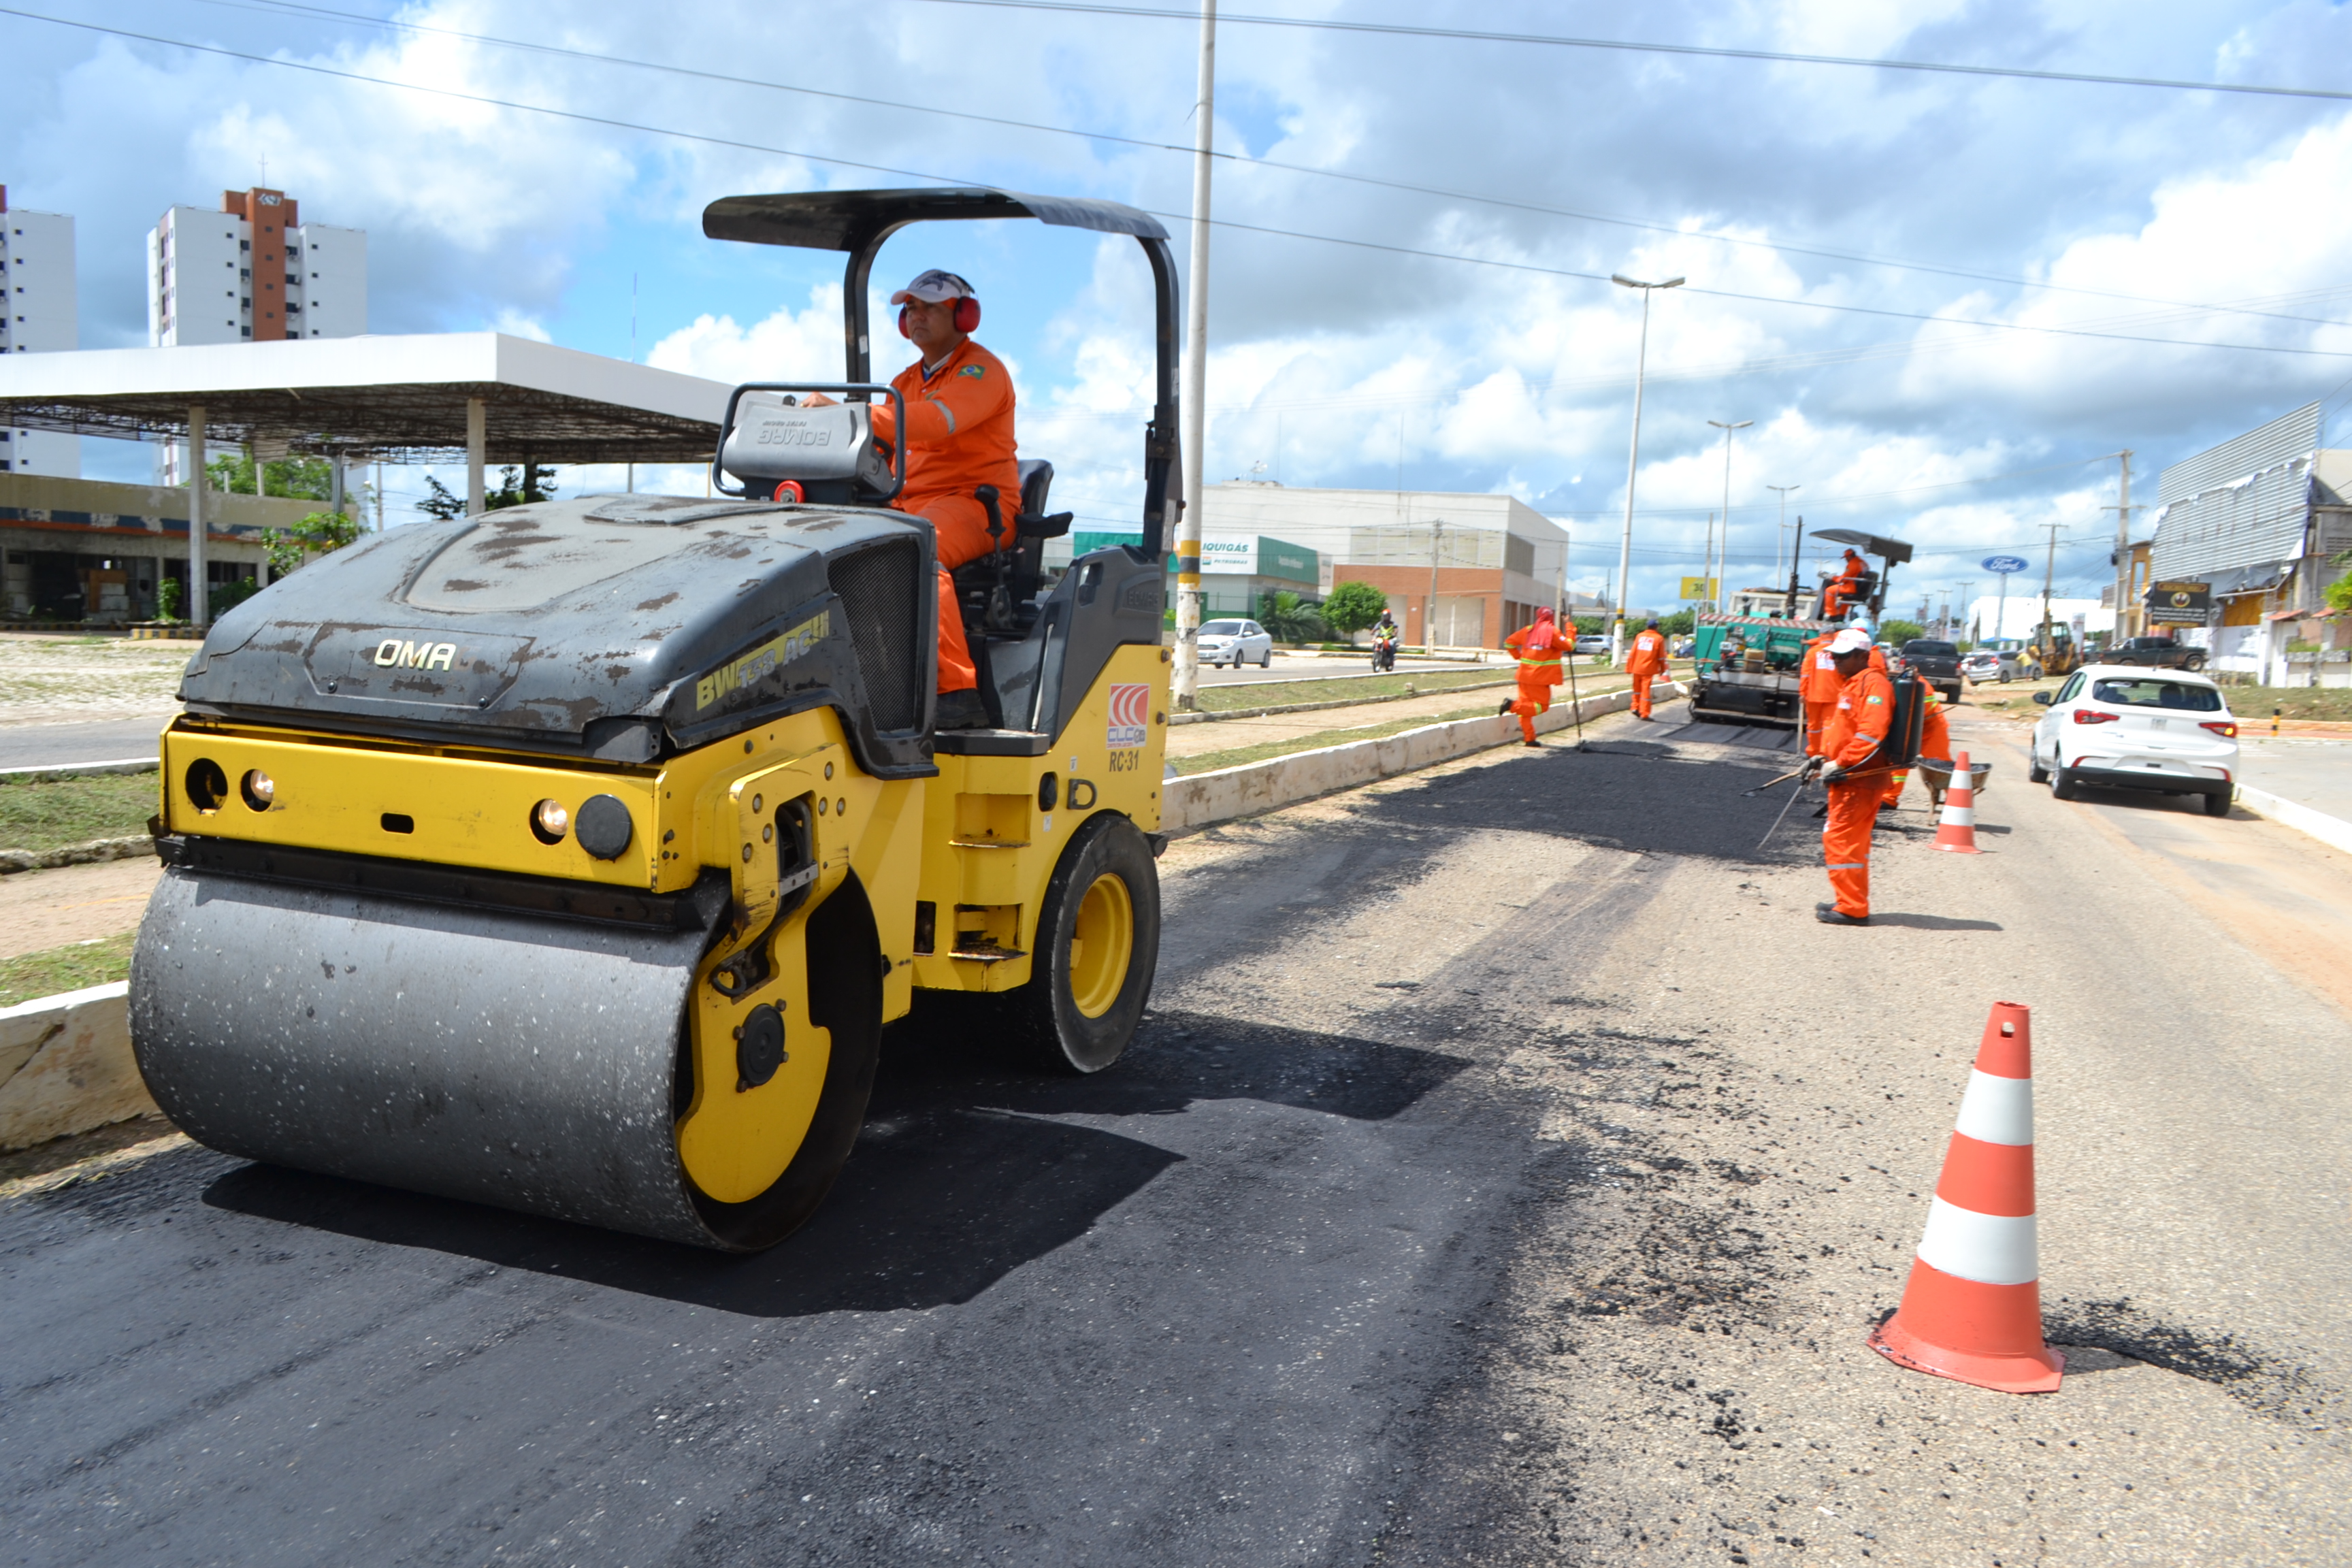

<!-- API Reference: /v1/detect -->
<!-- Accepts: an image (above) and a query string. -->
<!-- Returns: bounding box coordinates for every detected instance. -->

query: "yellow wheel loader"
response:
[131,188,1181,1251]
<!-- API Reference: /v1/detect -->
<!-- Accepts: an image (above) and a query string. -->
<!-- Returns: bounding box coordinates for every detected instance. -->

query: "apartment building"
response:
[148,187,366,347]
[0,186,80,477]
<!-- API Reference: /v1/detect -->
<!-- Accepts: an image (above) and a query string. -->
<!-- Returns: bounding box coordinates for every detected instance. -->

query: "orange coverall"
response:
[1798,632,1842,755]
[1503,610,1565,744]
[1822,549,1868,620]
[1625,627,1669,717]
[869,338,1024,695]
[1820,664,1896,919]
[1882,687,1950,806]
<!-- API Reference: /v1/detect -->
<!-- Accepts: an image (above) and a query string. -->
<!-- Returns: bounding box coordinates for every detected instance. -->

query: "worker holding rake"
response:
[1812,627,1892,926]
[1500,606,1567,746]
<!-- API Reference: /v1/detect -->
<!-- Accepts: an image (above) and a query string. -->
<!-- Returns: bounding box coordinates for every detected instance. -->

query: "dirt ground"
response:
[0,857,162,959]
[0,635,190,727]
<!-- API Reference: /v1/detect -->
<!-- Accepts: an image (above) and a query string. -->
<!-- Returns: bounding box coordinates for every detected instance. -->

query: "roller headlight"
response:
[240,769,276,811]
[531,799,570,844]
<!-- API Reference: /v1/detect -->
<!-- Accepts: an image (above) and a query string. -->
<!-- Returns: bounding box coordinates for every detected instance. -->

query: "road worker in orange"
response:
[1499,606,1566,745]
[1812,627,1894,926]
[1822,548,1869,619]
[1625,617,1669,719]
[811,268,1020,729]
[1881,682,1950,809]
[1799,627,1842,755]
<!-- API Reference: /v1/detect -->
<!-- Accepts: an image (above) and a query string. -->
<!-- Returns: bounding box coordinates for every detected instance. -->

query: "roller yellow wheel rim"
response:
[1067,871,1134,1019]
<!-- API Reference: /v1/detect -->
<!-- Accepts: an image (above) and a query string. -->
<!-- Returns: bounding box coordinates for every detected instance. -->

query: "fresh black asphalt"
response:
[0,726,1803,1566]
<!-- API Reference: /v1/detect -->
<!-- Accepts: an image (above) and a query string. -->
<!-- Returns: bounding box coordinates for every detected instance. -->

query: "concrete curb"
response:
[0,981,156,1153]
[0,836,160,875]
[0,757,161,783]
[2234,783,2352,856]
[1164,681,1682,832]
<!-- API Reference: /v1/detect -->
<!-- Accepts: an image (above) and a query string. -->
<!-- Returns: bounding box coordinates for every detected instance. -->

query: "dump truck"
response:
[131,187,1180,1252]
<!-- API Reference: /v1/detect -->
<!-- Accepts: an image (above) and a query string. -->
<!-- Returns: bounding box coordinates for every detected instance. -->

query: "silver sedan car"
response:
[1198,618,1273,668]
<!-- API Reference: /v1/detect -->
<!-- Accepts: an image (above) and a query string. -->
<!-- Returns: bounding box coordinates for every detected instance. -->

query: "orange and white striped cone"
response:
[1930,748,1982,854]
[1867,1000,2063,1393]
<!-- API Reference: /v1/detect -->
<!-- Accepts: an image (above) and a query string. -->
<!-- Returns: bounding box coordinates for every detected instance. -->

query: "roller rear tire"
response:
[1013,814,1161,1074]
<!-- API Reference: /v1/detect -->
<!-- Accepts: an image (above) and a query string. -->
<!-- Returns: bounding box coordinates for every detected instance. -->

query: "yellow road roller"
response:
[132,188,1182,1250]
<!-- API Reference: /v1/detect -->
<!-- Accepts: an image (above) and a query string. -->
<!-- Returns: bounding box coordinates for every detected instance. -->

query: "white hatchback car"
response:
[2028,664,2238,816]
[1198,618,1273,668]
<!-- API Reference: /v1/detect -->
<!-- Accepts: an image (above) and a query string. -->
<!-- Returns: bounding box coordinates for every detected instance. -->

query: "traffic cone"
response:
[1866,1001,2063,1394]
[1930,749,1982,854]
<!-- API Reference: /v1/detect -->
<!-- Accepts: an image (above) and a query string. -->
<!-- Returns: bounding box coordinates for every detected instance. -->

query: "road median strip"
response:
[1166,681,1681,832]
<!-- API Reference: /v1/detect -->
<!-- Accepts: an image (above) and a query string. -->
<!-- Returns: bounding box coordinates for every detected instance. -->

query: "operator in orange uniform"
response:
[1881,683,1950,809]
[1811,627,1894,926]
[1799,627,1842,755]
[1500,606,1566,746]
[1822,548,1869,619]
[1625,617,1669,719]
[815,269,1021,729]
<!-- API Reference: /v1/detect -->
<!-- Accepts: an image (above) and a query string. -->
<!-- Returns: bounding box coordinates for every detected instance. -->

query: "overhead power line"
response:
[898,0,2352,103]
[15,6,2352,363]
[184,0,2352,330]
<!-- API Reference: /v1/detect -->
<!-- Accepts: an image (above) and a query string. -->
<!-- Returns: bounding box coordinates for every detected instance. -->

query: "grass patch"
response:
[0,929,135,1009]
[0,773,159,853]
[1173,701,1508,774]
[2208,685,2352,723]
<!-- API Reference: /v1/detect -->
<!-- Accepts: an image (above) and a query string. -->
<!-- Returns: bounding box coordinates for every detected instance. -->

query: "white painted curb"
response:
[0,981,156,1153]
[2235,783,2352,857]
[1164,681,1683,832]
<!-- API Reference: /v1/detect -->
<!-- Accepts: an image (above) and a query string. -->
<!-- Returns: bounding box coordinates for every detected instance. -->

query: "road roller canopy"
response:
[1809,528,1914,566]
[703,186,1181,559]
[178,493,936,777]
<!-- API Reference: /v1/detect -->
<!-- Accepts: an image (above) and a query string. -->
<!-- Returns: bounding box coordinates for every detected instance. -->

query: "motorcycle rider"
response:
[1370,607,1401,672]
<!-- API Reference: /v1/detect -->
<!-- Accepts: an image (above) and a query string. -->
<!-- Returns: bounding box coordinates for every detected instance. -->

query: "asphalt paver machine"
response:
[1686,527,1912,728]
[132,188,1181,1251]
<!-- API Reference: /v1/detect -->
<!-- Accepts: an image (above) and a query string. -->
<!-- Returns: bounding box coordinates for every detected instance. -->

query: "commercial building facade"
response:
[0,472,291,622]
[0,186,80,478]
[2146,404,2352,682]
[1201,484,1570,648]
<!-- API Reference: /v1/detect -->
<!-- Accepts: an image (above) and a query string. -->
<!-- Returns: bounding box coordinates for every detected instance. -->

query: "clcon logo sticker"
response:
[1107,683,1149,749]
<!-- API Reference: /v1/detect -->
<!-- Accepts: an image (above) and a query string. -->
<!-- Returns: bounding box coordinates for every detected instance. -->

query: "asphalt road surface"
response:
[3,699,2346,1565]
[0,717,169,770]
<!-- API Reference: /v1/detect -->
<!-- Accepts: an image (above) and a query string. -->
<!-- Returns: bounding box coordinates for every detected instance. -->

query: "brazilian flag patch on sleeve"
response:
[959,364,985,379]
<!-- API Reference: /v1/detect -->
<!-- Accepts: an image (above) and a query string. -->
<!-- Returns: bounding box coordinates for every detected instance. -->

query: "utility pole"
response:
[2103,450,2138,642]
[1707,419,1750,615]
[2039,521,2062,653]
[1171,0,1215,712]
[1767,484,1799,608]
[1609,273,1683,664]
[1424,519,1445,655]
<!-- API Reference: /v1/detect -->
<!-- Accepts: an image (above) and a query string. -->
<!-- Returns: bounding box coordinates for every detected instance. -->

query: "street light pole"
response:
[1767,483,1799,606]
[1424,519,1445,655]
[1610,273,1683,664]
[1172,0,1216,712]
[1706,418,1751,615]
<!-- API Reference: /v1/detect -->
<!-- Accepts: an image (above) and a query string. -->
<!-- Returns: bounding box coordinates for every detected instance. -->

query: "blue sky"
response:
[10,0,2352,612]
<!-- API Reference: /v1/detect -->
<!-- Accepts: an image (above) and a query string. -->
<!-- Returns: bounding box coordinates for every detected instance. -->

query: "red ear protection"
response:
[898,297,981,336]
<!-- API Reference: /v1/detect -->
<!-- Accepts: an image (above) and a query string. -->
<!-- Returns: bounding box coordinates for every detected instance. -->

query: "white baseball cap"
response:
[889,269,975,305]
[1829,627,1874,655]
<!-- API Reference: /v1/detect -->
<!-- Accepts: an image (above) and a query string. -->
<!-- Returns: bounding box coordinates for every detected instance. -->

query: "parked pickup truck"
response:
[1900,638,1965,704]
[2100,636,2208,672]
